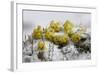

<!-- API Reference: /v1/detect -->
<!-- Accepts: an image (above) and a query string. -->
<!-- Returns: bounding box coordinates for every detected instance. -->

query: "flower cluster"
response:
[23,20,91,62]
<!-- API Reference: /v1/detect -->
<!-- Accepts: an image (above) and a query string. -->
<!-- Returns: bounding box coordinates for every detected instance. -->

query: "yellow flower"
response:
[62,34,69,44]
[44,28,55,41]
[38,41,45,51]
[63,20,74,35]
[32,25,43,39]
[53,34,69,45]
[49,20,61,32]
[71,33,81,43]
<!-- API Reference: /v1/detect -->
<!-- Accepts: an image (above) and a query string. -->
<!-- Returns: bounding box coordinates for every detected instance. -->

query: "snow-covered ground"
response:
[22,33,91,62]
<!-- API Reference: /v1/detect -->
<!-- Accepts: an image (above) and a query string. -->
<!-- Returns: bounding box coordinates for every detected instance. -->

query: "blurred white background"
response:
[0,0,100,73]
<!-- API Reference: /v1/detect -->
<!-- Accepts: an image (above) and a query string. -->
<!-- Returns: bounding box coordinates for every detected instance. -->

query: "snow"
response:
[22,36,91,62]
